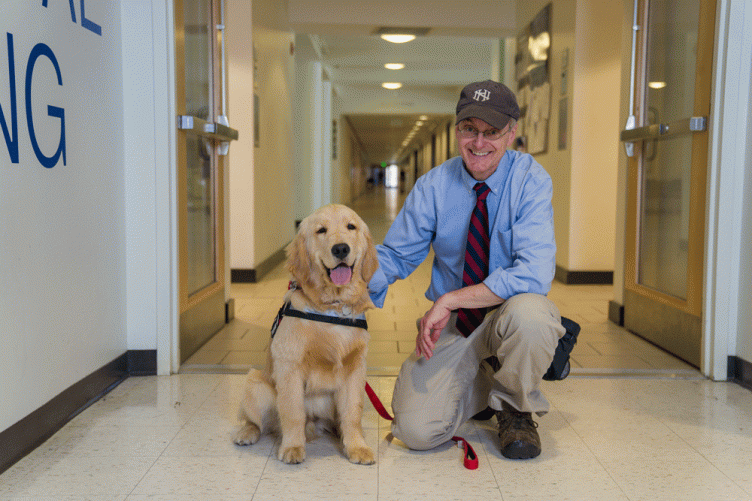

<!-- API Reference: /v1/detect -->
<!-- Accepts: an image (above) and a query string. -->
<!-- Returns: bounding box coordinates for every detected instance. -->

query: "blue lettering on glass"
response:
[25,43,66,169]
[41,0,102,36]
[1,33,19,163]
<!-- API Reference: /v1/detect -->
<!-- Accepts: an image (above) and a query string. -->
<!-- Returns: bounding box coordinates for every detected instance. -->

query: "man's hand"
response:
[415,301,451,360]
[414,284,505,360]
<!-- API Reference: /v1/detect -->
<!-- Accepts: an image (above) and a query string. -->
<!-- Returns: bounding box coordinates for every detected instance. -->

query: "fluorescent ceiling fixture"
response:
[385,63,405,70]
[382,82,402,89]
[648,81,667,89]
[381,34,416,44]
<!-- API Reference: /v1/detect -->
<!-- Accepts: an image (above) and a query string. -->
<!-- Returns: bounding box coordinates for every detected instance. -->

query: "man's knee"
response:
[490,293,563,353]
[391,411,453,451]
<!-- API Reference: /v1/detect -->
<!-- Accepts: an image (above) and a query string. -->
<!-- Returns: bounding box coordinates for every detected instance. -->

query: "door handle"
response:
[620,116,706,142]
[623,0,640,158]
[177,115,239,142]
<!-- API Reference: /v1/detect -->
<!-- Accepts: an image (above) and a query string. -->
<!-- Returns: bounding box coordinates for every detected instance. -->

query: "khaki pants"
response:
[390,293,564,450]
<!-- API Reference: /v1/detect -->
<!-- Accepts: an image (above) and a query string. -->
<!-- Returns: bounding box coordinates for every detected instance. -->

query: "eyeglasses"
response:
[457,124,507,141]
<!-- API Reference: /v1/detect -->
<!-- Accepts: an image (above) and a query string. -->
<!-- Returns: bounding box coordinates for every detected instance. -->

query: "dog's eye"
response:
[316,227,327,234]
[347,224,357,230]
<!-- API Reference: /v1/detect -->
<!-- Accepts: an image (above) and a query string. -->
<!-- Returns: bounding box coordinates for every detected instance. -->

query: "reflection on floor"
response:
[183,187,700,378]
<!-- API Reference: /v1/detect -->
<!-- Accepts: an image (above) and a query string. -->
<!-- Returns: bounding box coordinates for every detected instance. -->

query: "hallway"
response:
[184,186,700,378]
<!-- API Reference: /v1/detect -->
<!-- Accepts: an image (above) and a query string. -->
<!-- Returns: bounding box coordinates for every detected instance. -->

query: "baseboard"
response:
[555,265,613,285]
[226,298,235,323]
[127,350,158,376]
[608,300,624,326]
[231,246,287,283]
[728,356,752,391]
[230,268,256,282]
[0,350,157,475]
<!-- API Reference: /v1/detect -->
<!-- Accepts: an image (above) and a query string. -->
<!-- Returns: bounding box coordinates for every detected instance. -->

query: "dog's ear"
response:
[360,227,380,283]
[286,224,311,285]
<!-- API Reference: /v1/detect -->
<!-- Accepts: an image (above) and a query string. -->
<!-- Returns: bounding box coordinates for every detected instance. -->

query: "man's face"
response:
[456,118,517,181]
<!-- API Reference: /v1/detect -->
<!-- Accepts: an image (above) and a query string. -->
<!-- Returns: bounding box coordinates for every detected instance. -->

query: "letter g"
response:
[25,43,66,168]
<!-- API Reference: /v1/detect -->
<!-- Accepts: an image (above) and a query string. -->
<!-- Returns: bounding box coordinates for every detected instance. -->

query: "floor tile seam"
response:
[556,411,633,500]
[144,376,226,468]
[123,454,163,499]
[632,352,688,371]
[471,421,505,496]
[678,440,752,494]
[585,341,604,356]
[250,438,278,501]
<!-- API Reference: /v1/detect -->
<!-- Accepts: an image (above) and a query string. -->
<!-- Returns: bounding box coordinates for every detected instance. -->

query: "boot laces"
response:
[498,409,538,432]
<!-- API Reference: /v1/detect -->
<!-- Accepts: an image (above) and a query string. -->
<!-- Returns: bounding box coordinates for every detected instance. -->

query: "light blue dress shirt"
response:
[368,150,556,308]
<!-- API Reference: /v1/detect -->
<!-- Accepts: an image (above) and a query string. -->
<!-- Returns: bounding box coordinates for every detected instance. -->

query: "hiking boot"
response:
[496,402,541,459]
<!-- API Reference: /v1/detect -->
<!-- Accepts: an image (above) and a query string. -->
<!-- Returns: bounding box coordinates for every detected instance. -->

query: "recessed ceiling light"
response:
[381,34,416,44]
[648,81,667,89]
[419,115,428,120]
[385,63,405,70]
[382,82,402,90]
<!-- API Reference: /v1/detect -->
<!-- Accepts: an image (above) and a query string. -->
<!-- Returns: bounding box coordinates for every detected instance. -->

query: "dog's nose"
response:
[331,243,350,260]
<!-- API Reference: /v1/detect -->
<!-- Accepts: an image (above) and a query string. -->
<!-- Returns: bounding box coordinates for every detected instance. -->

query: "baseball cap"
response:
[455,80,520,130]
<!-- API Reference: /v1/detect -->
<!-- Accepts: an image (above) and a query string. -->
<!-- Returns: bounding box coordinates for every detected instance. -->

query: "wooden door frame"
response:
[624,0,715,317]
[622,0,716,368]
[174,0,227,364]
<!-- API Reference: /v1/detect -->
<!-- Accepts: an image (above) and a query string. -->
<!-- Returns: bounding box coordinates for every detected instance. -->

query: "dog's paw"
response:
[346,446,375,465]
[279,446,306,464]
[233,423,261,446]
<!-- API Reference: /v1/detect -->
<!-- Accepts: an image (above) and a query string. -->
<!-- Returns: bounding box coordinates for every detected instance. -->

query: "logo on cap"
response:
[473,89,491,102]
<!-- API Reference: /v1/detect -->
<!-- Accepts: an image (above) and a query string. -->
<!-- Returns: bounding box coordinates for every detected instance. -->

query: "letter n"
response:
[1,33,18,164]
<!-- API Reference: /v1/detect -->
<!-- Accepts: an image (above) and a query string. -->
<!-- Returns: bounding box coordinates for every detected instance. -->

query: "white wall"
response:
[516,0,621,274]
[0,1,127,431]
[227,0,296,273]
[569,0,621,271]
[251,0,296,264]
[228,0,256,271]
[122,0,174,359]
[704,0,752,374]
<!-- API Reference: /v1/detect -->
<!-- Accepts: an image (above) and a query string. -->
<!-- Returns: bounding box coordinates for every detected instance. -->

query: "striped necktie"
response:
[456,182,491,337]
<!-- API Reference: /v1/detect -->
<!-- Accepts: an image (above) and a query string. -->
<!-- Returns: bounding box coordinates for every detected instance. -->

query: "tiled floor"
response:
[183,187,700,378]
[2,187,751,500]
[2,373,751,500]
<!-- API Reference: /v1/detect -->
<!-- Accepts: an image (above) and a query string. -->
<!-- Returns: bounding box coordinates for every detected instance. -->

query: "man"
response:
[368,80,564,460]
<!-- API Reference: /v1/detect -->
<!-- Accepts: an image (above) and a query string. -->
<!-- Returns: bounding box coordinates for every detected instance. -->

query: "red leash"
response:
[364,382,479,470]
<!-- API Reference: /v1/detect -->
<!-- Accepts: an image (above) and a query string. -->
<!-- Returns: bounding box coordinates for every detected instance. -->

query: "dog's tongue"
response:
[330,264,352,286]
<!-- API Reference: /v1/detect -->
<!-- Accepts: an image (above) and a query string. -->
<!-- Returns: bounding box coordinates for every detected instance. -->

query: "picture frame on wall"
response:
[515,3,552,155]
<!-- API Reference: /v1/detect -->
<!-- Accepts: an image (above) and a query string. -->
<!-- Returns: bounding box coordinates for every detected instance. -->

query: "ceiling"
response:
[287,0,518,166]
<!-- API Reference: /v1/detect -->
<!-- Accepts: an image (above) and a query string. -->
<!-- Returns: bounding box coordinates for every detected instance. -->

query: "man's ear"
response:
[506,122,519,149]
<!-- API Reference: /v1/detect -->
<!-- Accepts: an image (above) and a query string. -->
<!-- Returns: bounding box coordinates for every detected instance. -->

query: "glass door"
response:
[175,0,238,363]
[620,0,715,367]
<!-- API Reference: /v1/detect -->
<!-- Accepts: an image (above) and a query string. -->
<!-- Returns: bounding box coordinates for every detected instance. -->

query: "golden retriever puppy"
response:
[233,204,379,465]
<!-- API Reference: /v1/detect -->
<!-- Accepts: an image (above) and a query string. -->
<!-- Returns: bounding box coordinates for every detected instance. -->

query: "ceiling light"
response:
[385,63,405,70]
[648,81,667,89]
[416,121,424,126]
[381,34,416,44]
[382,82,402,90]
[419,115,428,120]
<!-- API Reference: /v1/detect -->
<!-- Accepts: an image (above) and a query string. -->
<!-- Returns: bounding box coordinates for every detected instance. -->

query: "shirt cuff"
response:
[368,267,389,308]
